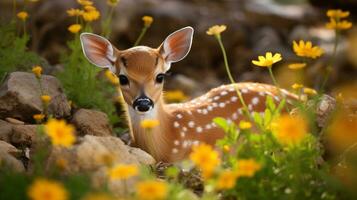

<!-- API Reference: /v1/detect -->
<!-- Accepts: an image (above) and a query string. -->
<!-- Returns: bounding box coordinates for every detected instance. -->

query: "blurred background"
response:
[0,0,356,97]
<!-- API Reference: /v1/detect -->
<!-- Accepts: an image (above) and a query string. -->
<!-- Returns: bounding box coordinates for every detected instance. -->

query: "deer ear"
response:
[80,33,117,72]
[159,27,193,66]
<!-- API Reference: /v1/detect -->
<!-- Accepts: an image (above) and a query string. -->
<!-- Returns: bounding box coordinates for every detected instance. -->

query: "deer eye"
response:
[155,73,165,84]
[119,75,129,86]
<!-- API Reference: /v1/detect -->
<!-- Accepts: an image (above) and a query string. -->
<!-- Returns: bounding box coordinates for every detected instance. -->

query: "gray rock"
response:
[71,109,113,136]
[0,120,12,142]
[47,135,155,173]
[46,135,155,196]
[11,125,38,147]
[316,95,336,128]
[0,140,24,172]
[0,72,71,122]
[5,117,25,125]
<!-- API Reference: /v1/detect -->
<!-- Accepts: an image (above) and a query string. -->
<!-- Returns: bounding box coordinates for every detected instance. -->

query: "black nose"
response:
[133,97,154,112]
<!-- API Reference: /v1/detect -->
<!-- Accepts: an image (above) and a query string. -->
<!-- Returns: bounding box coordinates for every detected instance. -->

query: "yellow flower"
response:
[82,10,100,22]
[288,63,306,70]
[44,119,76,148]
[326,19,352,30]
[291,83,304,90]
[107,164,138,180]
[206,25,227,36]
[66,8,84,17]
[327,108,357,153]
[223,145,230,153]
[293,40,324,59]
[303,87,317,95]
[136,180,168,200]
[55,158,68,171]
[27,178,68,200]
[236,159,261,177]
[17,11,29,21]
[68,24,82,34]
[107,0,120,7]
[82,193,114,200]
[84,5,96,11]
[273,114,308,146]
[96,153,115,167]
[252,52,282,67]
[164,90,188,102]
[216,170,238,190]
[327,9,350,19]
[32,65,42,78]
[41,95,51,105]
[239,120,252,130]
[33,114,45,123]
[77,0,93,6]
[190,143,221,179]
[104,70,119,85]
[140,119,160,129]
[142,16,154,27]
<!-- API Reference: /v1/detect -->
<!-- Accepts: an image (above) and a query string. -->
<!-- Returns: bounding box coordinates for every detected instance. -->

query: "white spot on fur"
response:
[214,96,220,101]
[182,127,188,132]
[207,105,213,111]
[242,88,249,93]
[248,104,253,110]
[196,126,203,133]
[177,114,183,119]
[174,140,180,145]
[180,132,186,138]
[259,91,265,96]
[274,96,280,101]
[231,96,238,102]
[221,91,228,96]
[172,148,178,154]
[174,121,180,128]
[202,109,208,115]
[182,140,189,148]
[193,141,200,146]
[232,112,238,120]
[252,97,259,105]
[188,121,195,128]
[238,108,243,114]
[205,124,212,129]
[219,102,225,108]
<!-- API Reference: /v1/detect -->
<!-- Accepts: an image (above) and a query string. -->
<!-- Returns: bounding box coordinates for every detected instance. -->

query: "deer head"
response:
[80,27,193,114]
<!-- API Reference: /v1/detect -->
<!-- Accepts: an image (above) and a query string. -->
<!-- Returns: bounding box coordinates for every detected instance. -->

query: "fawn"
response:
[80,27,298,162]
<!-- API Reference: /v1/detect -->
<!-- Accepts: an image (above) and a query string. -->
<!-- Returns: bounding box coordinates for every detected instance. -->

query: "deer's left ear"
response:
[159,27,193,68]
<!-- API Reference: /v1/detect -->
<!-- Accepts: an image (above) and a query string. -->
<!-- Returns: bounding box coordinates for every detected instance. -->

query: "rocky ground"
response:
[0,72,156,196]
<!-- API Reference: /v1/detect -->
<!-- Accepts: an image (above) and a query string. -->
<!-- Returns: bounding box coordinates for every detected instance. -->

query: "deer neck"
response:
[125,96,173,162]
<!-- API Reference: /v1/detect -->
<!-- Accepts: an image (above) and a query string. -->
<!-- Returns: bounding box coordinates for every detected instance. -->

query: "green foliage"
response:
[212,97,346,200]
[0,21,44,82]
[57,30,119,124]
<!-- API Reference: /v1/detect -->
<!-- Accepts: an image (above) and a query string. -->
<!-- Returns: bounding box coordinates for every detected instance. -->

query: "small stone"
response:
[71,109,113,136]
[5,117,25,125]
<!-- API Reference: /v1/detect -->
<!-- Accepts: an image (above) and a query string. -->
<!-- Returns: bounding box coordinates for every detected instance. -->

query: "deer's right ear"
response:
[80,33,117,72]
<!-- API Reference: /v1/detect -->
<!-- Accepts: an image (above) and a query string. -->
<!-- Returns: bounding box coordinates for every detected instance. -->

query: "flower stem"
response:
[268,67,279,87]
[216,35,250,119]
[268,67,290,112]
[134,26,148,46]
[320,30,339,91]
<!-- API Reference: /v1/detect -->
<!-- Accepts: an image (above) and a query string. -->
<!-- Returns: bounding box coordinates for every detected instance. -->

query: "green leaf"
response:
[213,117,229,132]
